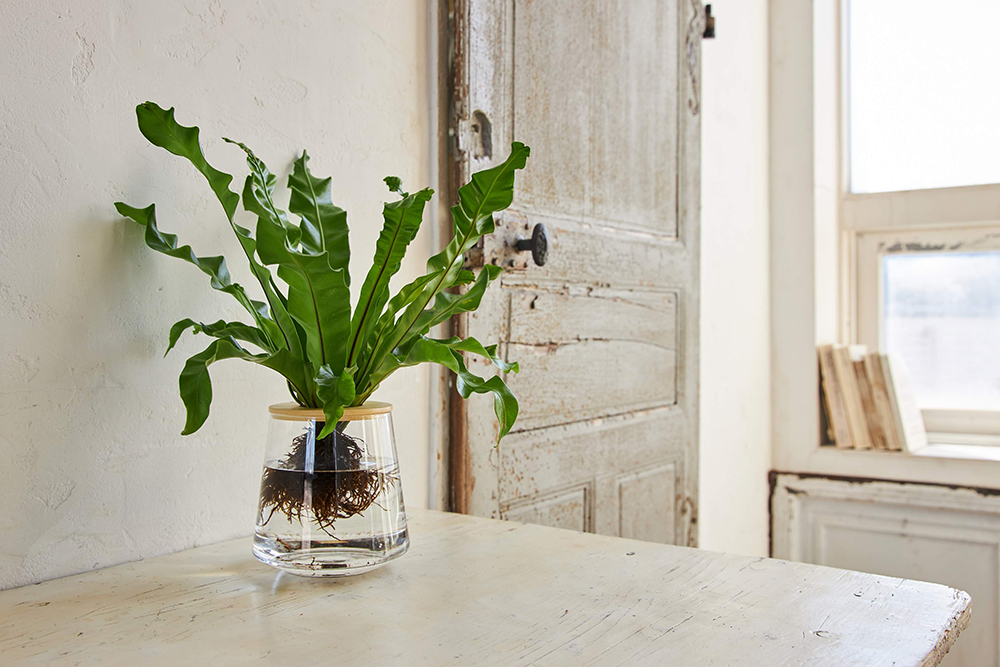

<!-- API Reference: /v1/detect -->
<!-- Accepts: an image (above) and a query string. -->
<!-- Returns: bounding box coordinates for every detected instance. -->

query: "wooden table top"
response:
[0,509,970,666]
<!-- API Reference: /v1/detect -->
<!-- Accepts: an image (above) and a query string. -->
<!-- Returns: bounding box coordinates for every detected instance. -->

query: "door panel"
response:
[512,0,591,217]
[618,463,679,543]
[450,0,701,546]
[498,407,687,544]
[498,212,692,290]
[507,289,677,347]
[588,0,679,233]
[513,0,680,234]
[503,485,591,532]
[508,340,676,428]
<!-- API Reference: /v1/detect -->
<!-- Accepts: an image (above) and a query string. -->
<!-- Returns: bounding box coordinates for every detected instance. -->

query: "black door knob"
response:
[515,223,549,267]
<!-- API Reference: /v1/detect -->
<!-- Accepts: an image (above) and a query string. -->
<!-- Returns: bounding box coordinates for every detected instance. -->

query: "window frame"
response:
[836,0,1000,441]
[771,0,1000,488]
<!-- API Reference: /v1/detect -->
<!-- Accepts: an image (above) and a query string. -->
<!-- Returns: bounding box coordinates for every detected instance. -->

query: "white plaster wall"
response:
[698,0,772,557]
[0,0,432,590]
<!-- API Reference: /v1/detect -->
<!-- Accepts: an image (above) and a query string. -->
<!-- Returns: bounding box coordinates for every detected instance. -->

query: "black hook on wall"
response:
[704,4,715,39]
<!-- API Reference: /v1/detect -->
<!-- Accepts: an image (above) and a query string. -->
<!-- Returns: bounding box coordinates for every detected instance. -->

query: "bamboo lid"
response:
[268,401,393,422]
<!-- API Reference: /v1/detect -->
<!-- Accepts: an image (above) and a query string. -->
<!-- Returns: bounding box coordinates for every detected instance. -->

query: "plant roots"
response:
[258,425,392,536]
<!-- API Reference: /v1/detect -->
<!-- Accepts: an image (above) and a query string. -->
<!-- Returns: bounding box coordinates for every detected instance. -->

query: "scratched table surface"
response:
[0,509,970,666]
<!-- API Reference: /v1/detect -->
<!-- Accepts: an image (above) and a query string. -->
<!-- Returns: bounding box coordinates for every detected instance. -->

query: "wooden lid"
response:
[268,401,393,421]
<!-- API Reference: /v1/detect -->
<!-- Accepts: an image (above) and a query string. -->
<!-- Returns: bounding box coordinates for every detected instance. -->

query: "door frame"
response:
[427,0,459,511]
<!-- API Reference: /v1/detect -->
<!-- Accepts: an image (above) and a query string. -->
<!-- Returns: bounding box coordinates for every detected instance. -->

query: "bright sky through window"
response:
[849,0,1000,193]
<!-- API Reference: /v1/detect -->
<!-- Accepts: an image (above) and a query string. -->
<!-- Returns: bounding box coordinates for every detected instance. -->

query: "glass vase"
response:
[252,401,409,576]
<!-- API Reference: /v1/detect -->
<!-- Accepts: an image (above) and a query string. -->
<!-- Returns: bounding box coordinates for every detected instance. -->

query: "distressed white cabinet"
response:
[772,472,1000,666]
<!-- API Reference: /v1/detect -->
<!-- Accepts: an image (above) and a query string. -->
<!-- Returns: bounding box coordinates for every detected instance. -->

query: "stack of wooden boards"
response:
[817,345,928,452]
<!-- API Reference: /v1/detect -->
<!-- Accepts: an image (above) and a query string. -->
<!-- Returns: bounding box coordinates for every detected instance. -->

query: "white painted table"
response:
[0,509,970,666]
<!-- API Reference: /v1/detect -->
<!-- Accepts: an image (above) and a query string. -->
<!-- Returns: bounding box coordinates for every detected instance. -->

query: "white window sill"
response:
[802,442,1000,489]
[913,443,1000,463]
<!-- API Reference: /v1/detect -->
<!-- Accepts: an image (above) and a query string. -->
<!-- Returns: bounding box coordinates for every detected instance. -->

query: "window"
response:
[837,0,1000,441]
[847,0,1000,193]
[883,251,1000,411]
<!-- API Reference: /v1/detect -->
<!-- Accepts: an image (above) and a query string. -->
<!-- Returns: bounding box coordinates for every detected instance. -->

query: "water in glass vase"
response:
[253,419,408,576]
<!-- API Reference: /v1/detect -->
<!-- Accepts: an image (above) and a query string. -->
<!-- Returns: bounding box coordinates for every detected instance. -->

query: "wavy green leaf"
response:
[288,151,350,279]
[408,264,502,340]
[365,264,500,385]
[353,145,529,432]
[372,333,518,390]
[225,139,311,362]
[429,336,519,374]
[178,338,311,435]
[454,366,518,442]
[166,318,272,356]
[373,336,518,442]
[135,103,240,219]
[427,142,530,277]
[383,176,403,194]
[357,144,529,389]
[231,146,352,385]
[134,103,291,352]
[115,202,267,320]
[352,265,477,394]
[353,270,441,386]
[223,138,297,241]
[232,144,352,381]
[348,187,434,366]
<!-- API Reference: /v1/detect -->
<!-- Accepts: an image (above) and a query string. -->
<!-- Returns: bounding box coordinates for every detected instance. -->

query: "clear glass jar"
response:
[252,402,408,576]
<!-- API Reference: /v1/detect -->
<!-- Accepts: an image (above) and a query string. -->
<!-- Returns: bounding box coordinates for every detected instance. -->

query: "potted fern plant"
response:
[116,103,529,576]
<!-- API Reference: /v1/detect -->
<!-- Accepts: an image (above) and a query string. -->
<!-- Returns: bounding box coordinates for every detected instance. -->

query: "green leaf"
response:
[348,187,434,367]
[135,103,239,220]
[288,151,350,279]
[278,255,351,376]
[365,263,502,386]
[371,333,517,391]
[353,144,528,433]
[166,319,198,355]
[315,366,357,439]
[351,267,476,394]
[232,143,352,383]
[352,270,442,388]
[116,202,267,322]
[166,318,273,356]
[352,269,474,391]
[427,142,530,277]
[408,264,502,340]
[423,336,519,374]
[223,138,298,243]
[384,176,403,194]
[374,336,518,442]
[454,365,518,442]
[225,139,311,362]
[133,103,290,353]
[178,338,311,435]
[357,144,529,390]
[378,272,443,324]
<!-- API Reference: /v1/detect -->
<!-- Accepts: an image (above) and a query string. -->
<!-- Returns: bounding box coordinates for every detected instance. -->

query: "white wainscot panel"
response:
[772,473,1000,667]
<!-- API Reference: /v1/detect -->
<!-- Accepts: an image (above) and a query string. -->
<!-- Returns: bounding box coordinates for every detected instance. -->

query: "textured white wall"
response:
[698,0,772,557]
[0,0,431,590]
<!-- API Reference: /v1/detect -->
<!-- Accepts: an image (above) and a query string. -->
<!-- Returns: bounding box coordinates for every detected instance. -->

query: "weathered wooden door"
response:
[446,0,703,546]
